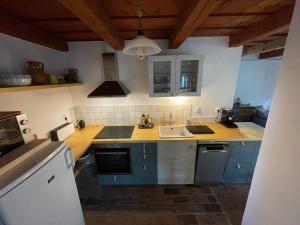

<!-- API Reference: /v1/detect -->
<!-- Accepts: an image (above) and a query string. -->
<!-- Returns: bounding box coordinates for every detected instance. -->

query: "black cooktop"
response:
[185,125,215,134]
[94,126,135,139]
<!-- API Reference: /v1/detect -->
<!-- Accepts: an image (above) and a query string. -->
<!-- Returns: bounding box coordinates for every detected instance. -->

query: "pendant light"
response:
[122,0,161,60]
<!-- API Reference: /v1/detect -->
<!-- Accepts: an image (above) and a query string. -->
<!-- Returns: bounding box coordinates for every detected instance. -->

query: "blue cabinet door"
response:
[224,141,253,183]
[248,141,261,182]
[132,143,157,185]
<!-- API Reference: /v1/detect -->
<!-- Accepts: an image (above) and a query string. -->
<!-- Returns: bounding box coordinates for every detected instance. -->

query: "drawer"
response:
[97,175,133,185]
[131,143,157,155]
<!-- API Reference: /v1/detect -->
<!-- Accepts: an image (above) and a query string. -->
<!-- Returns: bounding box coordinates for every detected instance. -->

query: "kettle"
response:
[76,120,85,129]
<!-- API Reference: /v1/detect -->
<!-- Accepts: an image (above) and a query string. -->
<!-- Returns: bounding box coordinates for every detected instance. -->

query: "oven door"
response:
[95,148,131,175]
[0,117,24,157]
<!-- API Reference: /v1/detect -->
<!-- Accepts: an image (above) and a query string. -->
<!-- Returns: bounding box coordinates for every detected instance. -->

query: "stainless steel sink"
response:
[158,126,193,138]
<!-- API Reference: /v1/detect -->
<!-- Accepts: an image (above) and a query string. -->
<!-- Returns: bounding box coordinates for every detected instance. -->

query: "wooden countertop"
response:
[64,122,264,161]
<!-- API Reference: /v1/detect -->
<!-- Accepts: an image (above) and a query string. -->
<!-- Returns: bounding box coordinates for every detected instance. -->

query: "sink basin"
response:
[158,126,193,138]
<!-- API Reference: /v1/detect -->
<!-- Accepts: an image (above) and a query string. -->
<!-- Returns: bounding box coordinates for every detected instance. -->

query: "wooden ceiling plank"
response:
[58,0,124,50]
[229,5,294,47]
[259,48,284,59]
[169,0,223,48]
[0,13,68,51]
[243,36,286,55]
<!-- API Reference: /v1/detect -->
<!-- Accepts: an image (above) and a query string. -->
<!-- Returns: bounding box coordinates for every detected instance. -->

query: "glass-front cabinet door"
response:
[148,55,176,97]
[175,55,203,96]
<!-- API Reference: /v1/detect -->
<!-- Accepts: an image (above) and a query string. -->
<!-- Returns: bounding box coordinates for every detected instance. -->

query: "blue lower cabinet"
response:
[132,153,157,184]
[97,175,133,185]
[248,141,261,182]
[224,141,261,183]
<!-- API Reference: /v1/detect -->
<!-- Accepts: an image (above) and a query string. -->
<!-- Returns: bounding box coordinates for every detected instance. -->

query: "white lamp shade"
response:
[122,35,161,57]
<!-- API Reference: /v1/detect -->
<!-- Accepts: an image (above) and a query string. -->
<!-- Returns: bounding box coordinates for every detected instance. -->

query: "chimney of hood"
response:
[88,53,130,97]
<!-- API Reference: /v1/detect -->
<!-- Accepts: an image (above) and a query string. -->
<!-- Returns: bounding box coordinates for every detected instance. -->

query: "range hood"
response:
[88,53,130,97]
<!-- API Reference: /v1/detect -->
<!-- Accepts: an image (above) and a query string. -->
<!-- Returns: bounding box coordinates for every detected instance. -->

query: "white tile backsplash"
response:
[70,104,216,125]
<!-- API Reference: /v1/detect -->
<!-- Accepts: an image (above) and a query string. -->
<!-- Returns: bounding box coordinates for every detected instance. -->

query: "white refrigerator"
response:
[0,142,85,225]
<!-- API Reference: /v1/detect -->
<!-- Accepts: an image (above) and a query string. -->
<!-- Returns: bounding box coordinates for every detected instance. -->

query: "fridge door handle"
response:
[64,148,75,169]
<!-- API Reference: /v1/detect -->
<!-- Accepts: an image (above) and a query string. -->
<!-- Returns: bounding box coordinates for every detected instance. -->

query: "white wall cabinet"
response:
[148,55,203,97]
[157,141,197,184]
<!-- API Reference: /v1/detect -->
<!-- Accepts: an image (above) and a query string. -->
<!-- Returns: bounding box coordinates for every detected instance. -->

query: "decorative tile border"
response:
[69,104,216,125]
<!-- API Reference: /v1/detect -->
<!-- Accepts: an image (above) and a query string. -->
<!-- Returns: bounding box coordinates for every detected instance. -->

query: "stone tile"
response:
[177,214,198,225]
[196,214,220,225]
[202,204,222,213]
[173,196,190,203]
[164,188,180,195]
[156,214,178,225]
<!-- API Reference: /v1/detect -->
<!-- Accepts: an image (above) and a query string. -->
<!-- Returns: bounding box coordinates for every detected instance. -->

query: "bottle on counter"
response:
[140,114,146,126]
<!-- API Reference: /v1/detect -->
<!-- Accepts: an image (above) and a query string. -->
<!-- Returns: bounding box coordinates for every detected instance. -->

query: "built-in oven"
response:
[93,143,132,175]
[0,111,33,157]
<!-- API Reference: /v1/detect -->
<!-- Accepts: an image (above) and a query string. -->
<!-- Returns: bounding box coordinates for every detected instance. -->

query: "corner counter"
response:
[64,122,264,161]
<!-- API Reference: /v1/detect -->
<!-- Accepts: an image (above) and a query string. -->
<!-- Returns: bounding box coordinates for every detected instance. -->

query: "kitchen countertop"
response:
[64,122,264,161]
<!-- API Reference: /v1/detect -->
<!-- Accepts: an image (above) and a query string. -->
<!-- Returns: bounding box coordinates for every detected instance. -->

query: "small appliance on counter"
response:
[50,123,75,141]
[76,120,85,129]
[217,108,238,128]
[0,111,35,157]
[138,114,153,129]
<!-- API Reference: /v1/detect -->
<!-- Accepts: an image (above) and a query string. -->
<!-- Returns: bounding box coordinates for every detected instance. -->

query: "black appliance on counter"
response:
[93,143,132,175]
[218,108,238,128]
[0,111,33,157]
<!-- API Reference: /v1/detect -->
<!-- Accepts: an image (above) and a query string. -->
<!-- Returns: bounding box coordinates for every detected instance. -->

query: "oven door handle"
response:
[95,152,128,155]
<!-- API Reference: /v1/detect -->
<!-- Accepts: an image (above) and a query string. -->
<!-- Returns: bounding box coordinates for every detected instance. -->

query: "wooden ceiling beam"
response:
[259,48,284,59]
[243,36,287,55]
[0,13,68,51]
[169,0,223,48]
[58,0,124,50]
[229,5,294,47]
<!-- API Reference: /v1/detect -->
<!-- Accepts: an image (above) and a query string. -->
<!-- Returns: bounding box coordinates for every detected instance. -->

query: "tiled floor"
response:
[76,166,249,225]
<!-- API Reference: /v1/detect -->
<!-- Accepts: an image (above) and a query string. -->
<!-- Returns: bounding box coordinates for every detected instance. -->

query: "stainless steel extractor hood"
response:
[88,53,130,97]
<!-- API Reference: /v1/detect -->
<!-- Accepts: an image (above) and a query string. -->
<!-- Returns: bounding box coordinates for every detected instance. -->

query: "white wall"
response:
[235,58,282,106]
[242,1,300,225]
[67,37,243,116]
[0,33,74,138]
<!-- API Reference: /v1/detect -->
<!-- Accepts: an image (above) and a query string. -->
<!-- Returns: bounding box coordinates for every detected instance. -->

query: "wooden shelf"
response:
[0,83,82,93]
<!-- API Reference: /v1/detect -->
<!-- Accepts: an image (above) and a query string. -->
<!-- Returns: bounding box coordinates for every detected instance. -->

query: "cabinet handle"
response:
[114,176,117,181]
[143,143,146,154]
[144,154,147,160]
[241,141,245,147]
[236,163,241,169]
[143,165,147,170]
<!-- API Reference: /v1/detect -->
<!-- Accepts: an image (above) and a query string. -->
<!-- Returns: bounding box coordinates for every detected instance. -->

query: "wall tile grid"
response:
[69,104,216,125]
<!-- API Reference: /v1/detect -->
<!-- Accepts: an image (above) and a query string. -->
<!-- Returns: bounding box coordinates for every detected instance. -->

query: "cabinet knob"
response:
[236,163,241,169]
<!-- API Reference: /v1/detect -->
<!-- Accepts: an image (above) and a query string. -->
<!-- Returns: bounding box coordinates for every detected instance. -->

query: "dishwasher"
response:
[194,142,229,184]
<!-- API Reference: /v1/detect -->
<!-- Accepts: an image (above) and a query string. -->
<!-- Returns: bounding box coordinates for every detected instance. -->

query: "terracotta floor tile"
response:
[177,214,198,225]
[156,214,178,225]
[164,188,180,195]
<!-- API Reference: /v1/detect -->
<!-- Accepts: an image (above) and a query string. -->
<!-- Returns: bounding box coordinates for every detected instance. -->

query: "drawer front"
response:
[97,175,133,185]
[132,152,157,184]
[224,141,254,183]
[224,159,252,183]
[131,143,157,155]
